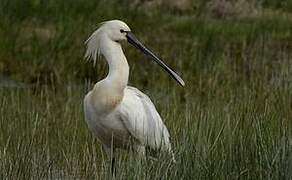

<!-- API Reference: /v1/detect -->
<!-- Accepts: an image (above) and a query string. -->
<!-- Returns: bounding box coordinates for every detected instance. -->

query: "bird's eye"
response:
[120,29,125,33]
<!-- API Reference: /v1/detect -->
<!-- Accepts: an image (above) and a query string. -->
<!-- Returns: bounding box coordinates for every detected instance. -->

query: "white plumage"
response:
[84,86,171,154]
[83,20,183,161]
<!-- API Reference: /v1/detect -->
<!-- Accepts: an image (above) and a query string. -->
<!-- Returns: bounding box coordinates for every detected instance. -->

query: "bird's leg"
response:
[102,144,116,176]
[135,145,146,156]
[134,145,146,177]
[170,150,177,164]
[103,135,116,176]
[111,155,115,177]
[135,145,146,161]
[110,134,116,176]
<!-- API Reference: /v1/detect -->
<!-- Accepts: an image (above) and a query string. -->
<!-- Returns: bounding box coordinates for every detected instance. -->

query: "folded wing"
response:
[117,86,172,151]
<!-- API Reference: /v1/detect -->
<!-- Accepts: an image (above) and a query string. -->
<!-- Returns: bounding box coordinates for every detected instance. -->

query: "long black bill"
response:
[126,32,185,87]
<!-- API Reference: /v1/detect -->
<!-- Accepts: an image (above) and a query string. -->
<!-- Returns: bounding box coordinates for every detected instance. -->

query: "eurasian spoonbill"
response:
[84,20,184,165]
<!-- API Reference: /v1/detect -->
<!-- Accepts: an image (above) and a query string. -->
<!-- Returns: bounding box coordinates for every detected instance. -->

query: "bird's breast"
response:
[90,87,124,115]
[84,91,132,148]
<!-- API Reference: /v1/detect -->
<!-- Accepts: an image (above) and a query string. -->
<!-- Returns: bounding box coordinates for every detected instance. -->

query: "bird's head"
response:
[84,20,130,64]
[85,20,185,87]
[102,20,131,42]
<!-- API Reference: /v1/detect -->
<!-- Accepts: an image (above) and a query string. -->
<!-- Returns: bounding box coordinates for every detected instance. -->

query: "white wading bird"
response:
[83,20,184,164]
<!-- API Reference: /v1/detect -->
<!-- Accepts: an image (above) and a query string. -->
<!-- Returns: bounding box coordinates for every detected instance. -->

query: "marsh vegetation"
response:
[0,0,291,179]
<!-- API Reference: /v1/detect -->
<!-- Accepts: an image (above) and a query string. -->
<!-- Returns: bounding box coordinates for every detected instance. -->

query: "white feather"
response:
[84,23,105,65]
[118,86,172,151]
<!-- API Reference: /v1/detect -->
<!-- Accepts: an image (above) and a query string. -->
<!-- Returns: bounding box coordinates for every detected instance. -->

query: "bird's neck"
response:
[100,37,129,92]
[89,37,129,115]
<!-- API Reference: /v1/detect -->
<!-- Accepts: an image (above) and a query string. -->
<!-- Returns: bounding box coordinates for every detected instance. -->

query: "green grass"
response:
[0,0,292,179]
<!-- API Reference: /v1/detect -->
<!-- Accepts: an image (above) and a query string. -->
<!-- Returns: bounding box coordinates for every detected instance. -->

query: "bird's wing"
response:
[115,86,172,151]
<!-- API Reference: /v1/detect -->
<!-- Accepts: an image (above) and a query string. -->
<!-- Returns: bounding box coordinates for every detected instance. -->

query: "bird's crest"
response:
[84,22,105,65]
